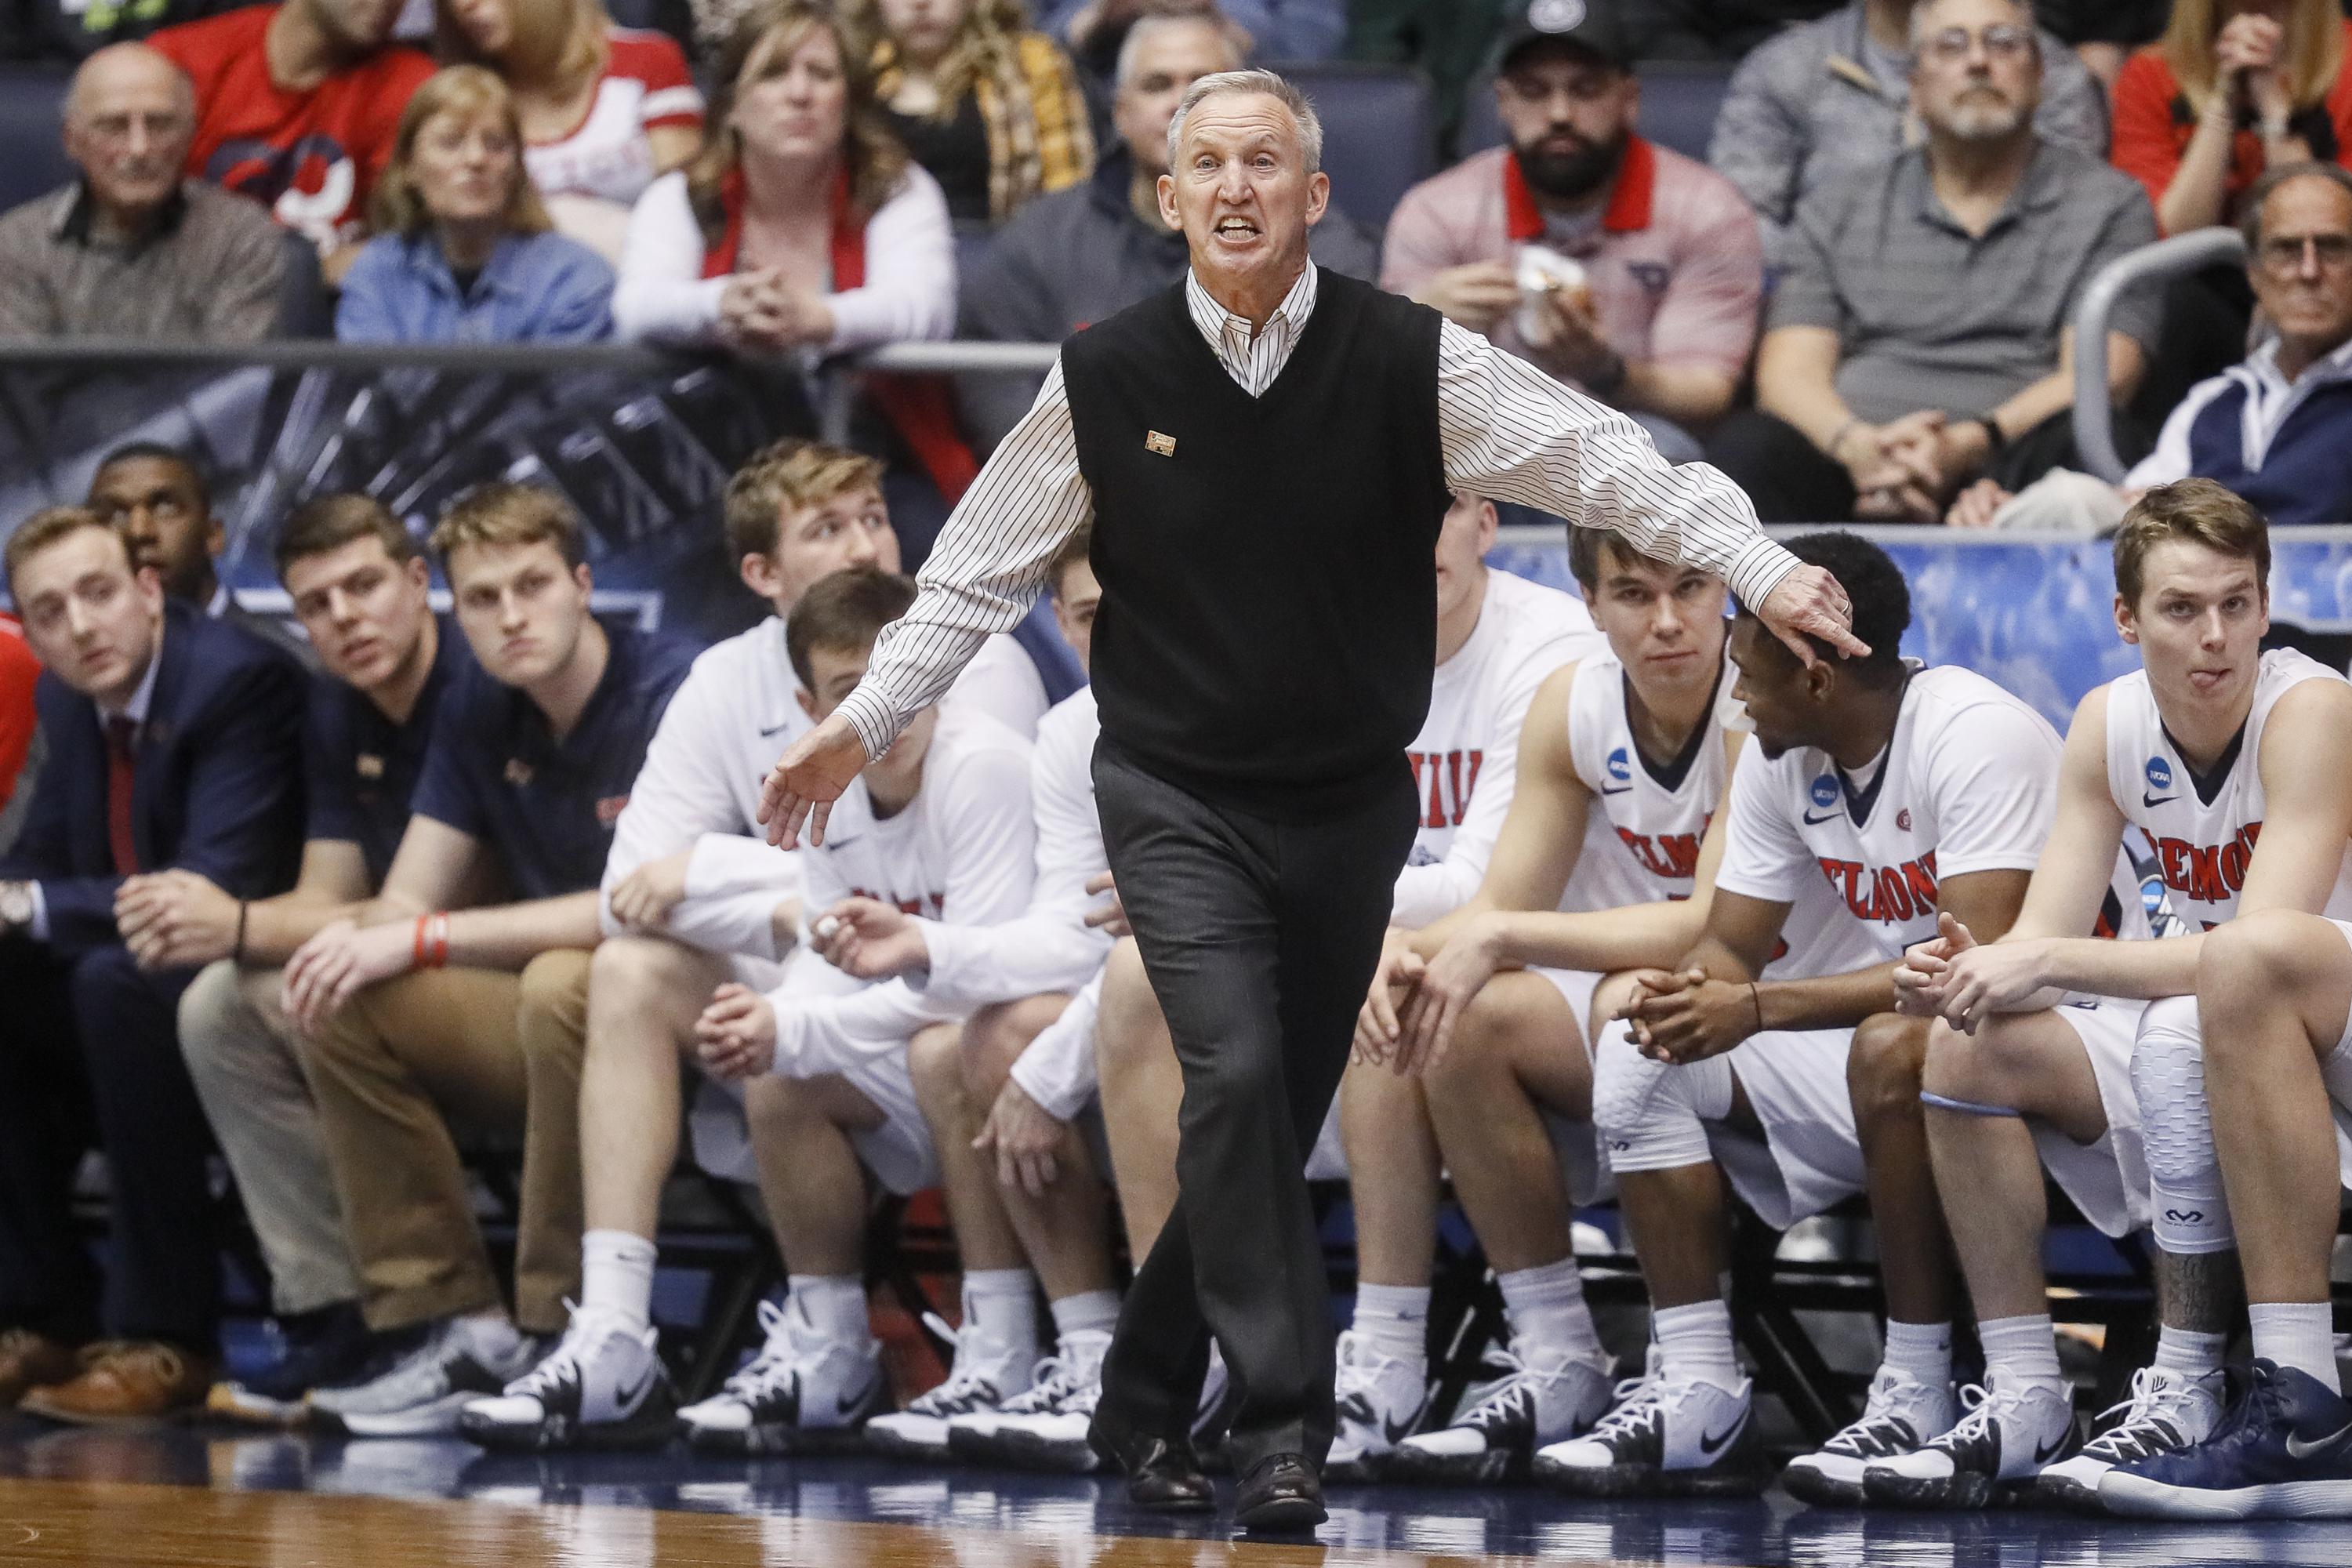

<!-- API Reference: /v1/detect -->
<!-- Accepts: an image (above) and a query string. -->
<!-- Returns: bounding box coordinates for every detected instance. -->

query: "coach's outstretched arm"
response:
[760,328,1863,849]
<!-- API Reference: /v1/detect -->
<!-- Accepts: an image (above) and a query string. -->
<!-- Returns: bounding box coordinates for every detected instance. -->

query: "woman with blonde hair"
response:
[337,65,616,343]
[2114,0,2352,235]
[841,0,1092,227]
[615,2,975,510]
[437,0,705,259]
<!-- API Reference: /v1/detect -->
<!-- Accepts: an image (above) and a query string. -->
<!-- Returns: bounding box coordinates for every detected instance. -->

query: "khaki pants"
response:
[179,959,361,1316]
[301,951,590,1334]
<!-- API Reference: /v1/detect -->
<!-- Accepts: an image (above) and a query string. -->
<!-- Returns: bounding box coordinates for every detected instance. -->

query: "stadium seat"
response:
[1457,59,1738,165]
[0,66,76,218]
[1269,61,1438,233]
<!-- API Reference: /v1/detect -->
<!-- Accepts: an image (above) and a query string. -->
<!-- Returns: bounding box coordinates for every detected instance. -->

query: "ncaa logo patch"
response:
[1809,774,1838,810]
[1530,0,1586,32]
[2145,756,2173,793]
[1606,746,1632,784]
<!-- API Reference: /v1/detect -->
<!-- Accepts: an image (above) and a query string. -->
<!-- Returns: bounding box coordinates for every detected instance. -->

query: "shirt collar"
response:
[1185,260,1318,351]
[403,232,526,300]
[106,622,164,729]
[53,180,192,249]
[1503,136,1658,244]
[1909,140,2060,238]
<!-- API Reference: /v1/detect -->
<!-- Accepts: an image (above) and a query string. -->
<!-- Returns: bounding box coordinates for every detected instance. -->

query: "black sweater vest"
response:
[1062,269,1452,815]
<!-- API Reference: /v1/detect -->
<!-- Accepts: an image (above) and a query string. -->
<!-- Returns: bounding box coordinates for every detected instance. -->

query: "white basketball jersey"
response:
[1559,649,1857,980]
[1563,649,1734,911]
[2103,647,2352,929]
[1719,663,2144,975]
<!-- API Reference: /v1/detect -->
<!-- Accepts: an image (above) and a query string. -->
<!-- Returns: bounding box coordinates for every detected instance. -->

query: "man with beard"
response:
[1381,2,1761,465]
[1704,0,2158,524]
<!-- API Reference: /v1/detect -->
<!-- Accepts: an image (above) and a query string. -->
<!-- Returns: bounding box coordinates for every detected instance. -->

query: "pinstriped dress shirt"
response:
[835,263,1798,762]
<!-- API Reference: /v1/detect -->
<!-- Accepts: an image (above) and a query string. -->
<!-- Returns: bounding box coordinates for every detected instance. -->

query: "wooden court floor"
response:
[0,1476,1573,1568]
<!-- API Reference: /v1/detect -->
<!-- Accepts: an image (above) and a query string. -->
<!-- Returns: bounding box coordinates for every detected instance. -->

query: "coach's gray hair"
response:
[1115,12,1240,90]
[1164,67,1323,175]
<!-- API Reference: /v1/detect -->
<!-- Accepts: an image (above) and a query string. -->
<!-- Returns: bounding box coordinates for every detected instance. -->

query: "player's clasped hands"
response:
[1895,910,2065,1033]
[696,982,778,1079]
[1619,967,1760,1064]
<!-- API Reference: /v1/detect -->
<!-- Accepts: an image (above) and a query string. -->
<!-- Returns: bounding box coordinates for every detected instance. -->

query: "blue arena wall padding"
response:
[1490,530,2352,734]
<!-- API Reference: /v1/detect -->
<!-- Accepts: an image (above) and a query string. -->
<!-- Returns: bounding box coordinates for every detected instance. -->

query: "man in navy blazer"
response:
[0,506,303,1424]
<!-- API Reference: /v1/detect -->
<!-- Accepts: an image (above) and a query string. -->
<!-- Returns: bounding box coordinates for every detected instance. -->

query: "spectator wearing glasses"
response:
[1705,0,2160,524]
[1708,0,2104,267]
[336,66,617,344]
[0,45,290,343]
[1952,163,2352,531]
[1381,1,1761,466]
[434,0,704,263]
[844,0,1094,230]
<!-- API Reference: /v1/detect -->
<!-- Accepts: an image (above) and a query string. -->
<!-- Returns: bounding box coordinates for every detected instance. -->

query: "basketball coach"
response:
[762,66,1861,1534]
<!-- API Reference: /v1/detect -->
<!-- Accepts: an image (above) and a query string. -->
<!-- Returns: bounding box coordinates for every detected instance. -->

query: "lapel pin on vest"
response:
[1145,430,1177,456]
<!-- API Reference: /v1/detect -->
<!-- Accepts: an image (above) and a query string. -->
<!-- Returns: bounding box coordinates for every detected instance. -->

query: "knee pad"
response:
[1591,1018,1734,1174]
[2131,994,2234,1255]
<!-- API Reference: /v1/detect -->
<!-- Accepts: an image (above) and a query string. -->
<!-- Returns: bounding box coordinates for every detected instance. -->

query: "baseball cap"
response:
[1492,0,1635,75]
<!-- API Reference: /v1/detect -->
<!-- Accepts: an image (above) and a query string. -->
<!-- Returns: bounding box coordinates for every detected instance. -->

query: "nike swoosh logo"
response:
[1599,784,1632,797]
[2285,1419,2352,1459]
[1382,1410,1416,1445]
[2143,793,2176,809]
[759,720,797,737]
[1697,1412,1745,1456]
[837,1380,875,1418]
[2033,1430,2068,1464]
[1802,809,1843,826]
[614,1365,653,1410]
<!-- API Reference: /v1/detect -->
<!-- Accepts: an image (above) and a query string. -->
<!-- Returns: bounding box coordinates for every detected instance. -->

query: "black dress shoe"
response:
[1236,1452,1325,1534]
[1091,1421,1214,1512]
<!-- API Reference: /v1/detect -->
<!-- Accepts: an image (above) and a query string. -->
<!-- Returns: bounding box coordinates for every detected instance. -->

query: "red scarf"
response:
[703,168,979,503]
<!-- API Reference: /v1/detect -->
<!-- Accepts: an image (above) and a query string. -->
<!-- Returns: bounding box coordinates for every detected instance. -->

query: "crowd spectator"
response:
[2037,0,2171,90]
[1705,0,2159,523]
[1047,0,1342,67]
[132,495,459,1422]
[0,508,303,1424]
[1381,2,1762,464]
[0,618,37,856]
[86,441,322,668]
[1954,162,2352,531]
[268,483,697,1437]
[336,65,615,343]
[151,0,438,281]
[0,45,291,341]
[1708,0,2107,264]
[2114,0,2352,237]
[435,0,703,262]
[1343,0,1504,143]
[956,10,1375,448]
[845,0,1094,230]
[617,2,970,517]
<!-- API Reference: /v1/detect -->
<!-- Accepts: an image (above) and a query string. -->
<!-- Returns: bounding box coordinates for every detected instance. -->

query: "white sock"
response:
[2151,1325,2229,1384]
[961,1269,1039,1352]
[1880,1319,1953,1388]
[1049,1289,1120,1341]
[579,1229,658,1335]
[1499,1258,1601,1367]
[2250,1302,2342,1391]
[1977,1313,2064,1394]
[1652,1299,1739,1391]
[1352,1283,1430,1367]
[788,1275,872,1348]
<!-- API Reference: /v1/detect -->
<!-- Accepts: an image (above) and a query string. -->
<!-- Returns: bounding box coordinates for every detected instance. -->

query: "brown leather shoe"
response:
[0,1328,82,1407]
[16,1341,214,1427]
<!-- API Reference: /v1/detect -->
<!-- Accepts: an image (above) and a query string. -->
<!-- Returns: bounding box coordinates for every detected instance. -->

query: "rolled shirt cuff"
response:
[835,688,896,772]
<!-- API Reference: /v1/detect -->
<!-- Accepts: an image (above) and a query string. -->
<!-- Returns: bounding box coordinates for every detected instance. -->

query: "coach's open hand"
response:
[1757,564,1869,667]
[759,713,869,848]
